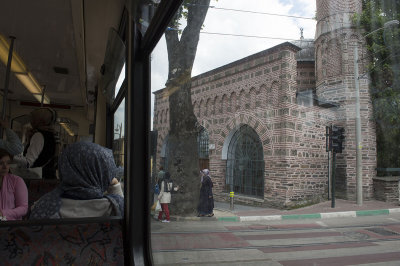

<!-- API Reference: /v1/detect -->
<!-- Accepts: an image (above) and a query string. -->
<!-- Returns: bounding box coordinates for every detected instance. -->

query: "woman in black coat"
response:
[197,169,214,217]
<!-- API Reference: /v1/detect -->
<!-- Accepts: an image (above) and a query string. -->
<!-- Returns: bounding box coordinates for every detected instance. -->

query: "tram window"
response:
[115,63,126,98]
[148,0,400,264]
[113,98,125,169]
[137,0,161,34]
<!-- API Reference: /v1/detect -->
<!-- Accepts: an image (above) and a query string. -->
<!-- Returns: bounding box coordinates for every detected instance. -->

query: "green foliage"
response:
[169,0,217,33]
[358,0,400,168]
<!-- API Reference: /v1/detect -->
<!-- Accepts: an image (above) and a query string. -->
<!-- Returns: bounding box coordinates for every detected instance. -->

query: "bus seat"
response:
[25,179,60,204]
[0,219,124,265]
[23,179,60,219]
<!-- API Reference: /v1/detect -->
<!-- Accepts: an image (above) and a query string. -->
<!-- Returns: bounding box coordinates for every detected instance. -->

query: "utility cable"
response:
[187,3,314,20]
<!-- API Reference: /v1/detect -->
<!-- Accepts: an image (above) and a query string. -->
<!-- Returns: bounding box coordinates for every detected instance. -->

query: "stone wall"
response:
[373,177,400,203]
[315,0,377,200]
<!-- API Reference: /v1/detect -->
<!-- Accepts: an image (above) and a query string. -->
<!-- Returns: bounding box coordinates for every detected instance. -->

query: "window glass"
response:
[115,63,125,98]
[150,0,400,264]
[113,98,125,169]
[138,0,161,34]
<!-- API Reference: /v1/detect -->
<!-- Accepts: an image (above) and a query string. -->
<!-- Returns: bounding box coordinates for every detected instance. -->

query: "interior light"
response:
[0,34,50,104]
[59,122,74,136]
[15,73,42,94]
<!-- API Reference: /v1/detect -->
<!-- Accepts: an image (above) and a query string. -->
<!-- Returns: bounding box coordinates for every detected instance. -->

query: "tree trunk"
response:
[164,0,210,215]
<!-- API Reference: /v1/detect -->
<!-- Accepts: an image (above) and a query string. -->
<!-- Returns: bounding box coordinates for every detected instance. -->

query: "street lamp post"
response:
[353,20,399,206]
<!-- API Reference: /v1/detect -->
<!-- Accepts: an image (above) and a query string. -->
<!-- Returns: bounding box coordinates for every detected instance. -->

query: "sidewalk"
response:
[172,199,400,222]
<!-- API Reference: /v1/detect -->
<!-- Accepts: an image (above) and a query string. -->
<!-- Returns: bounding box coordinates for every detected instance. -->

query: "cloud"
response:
[192,0,316,75]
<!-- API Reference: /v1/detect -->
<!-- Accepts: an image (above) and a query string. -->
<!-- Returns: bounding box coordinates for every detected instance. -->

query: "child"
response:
[157,172,177,223]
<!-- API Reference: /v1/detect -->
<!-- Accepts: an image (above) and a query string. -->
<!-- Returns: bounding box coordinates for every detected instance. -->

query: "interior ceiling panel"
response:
[0,0,125,119]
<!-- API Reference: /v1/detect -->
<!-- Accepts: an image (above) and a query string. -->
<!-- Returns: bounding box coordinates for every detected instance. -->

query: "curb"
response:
[229,208,400,222]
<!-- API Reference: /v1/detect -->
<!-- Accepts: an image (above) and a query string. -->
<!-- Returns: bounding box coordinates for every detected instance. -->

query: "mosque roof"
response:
[291,38,315,62]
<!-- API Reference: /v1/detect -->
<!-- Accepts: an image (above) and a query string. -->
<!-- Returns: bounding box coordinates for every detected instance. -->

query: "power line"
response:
[166,28,314,41]
[211,6,314,20]
[200,31,313,41]
[187,3,314,20]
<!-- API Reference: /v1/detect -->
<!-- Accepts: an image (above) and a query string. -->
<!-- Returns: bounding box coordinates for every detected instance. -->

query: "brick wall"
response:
[153,42,338,208]
[373,177,400,203]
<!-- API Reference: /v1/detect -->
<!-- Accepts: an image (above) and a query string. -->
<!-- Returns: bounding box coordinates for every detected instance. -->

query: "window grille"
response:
[226,125,264,197]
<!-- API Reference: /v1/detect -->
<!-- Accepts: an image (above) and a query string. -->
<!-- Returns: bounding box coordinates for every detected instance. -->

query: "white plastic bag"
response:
[155,200,162,212]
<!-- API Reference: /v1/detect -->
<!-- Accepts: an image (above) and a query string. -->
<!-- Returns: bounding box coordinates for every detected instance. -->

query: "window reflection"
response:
[138,0,160,34]
[113,99,125,168]
[115,64,125,98]
[150,0,400,264]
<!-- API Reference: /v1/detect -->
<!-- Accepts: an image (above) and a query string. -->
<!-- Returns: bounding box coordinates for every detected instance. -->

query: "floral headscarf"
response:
[30,142,124,219]
[201,169,210,183]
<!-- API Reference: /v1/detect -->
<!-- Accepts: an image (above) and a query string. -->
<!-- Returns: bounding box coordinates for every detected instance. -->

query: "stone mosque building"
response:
[153,0,377,208]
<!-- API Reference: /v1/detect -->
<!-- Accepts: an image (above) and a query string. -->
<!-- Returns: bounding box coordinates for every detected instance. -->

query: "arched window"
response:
[160,135,169,170]
[229,92,236,112]
[198,127,209,159]
[205,98,210,116]
[226,125,264,197]
[198,127,209,170]
[249,87,256,109]
[222,94,228,114]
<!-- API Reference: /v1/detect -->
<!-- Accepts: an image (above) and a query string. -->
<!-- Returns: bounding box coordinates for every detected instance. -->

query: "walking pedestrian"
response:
[157,171,174,223]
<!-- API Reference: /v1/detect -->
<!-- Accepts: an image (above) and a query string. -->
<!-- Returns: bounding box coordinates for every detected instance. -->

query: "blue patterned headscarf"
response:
[30,142,124,219]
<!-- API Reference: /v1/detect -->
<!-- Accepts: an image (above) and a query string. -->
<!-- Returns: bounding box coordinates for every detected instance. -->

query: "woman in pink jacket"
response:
[0,148,28,220]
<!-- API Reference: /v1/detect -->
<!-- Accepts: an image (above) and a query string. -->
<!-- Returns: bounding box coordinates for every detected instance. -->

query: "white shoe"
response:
[162,220,170,223]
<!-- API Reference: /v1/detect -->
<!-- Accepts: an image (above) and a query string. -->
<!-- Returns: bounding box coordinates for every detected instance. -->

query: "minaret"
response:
[315,0,376,200]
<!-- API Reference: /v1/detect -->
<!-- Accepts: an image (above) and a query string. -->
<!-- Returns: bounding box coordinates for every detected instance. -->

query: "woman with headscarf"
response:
[197,169,214,217]
[29,141,124,219]
[13,108,58,179]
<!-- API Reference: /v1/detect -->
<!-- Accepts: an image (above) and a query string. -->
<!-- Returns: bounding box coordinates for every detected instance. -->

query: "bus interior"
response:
[0,0,141,265]
[1,0,399,265]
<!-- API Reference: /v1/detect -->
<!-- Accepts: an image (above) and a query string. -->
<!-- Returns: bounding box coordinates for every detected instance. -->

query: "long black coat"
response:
[197,175,214,215]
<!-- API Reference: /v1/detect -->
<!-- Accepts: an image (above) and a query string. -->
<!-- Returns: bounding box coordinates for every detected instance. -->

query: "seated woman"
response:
[0,148,28,220]
[29,142,123,219]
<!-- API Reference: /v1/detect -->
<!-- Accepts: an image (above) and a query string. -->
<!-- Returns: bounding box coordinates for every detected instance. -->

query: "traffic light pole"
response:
[327,124,343,208]
[331,151,336,208]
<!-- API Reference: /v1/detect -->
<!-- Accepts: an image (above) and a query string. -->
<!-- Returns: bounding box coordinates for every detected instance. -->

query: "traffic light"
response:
[331,126,345,153]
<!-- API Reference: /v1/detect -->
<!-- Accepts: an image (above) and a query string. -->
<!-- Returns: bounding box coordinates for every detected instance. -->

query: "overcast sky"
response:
[150,0,316,128]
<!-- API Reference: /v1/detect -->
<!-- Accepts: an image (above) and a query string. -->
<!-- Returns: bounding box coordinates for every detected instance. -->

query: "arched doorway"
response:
[226,125,264,197]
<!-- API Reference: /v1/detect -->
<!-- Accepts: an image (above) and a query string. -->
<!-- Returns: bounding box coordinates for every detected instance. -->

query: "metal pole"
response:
[41,85,45,107]
[230,167,234,210]
[354,44,363,206]
[328,150,331,200]
[1,36,16,139]
[331,151,336,208]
